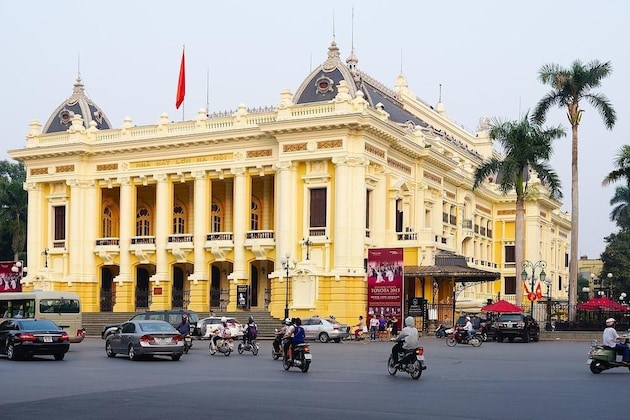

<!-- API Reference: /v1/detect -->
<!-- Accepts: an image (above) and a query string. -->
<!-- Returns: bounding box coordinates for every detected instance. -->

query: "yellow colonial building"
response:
[9,40,571,325]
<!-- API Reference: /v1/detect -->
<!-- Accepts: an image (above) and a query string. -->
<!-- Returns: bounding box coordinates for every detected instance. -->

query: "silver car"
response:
[105,320,184,361]
[302,317,349,343]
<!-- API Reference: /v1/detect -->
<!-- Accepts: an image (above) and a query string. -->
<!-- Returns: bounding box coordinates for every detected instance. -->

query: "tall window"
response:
[211,202,222,232]
[250,200,260,230]
[136,208,151,236]
[102,206,112,237]
[173,205,185,234]
[505,246,515,263]
[54,206,66,247]
[505,276,516,294]
[309,188,327,228]
[395,199,403,232]
[366,189,371,230]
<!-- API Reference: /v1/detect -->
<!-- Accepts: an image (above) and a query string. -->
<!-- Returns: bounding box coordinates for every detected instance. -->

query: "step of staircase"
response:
[82,312,136,337]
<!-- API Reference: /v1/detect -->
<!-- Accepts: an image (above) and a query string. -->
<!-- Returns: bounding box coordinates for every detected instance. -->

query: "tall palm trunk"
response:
[568,123,579,321]
[515,193,525,308]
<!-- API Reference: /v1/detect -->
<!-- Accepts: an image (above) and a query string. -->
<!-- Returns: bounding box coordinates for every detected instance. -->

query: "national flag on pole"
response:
[535,282,543,300]
[175,48,186,109]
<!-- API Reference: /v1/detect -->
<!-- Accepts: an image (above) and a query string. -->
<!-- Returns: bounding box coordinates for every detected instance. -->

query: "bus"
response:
[0,291,85,342]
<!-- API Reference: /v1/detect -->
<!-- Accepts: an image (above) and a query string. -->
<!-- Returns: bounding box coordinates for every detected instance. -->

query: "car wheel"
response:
[387,355,397,376]
[532,334,540,342]
[496,335,503,343]
[7,343,17,360]
[54,352,65,361]
[318,332,329,343]
[128,344,139,361]
[508,337,514,343]
[333,338,341,343]
[171,354,181,361]
[106,341,116,357]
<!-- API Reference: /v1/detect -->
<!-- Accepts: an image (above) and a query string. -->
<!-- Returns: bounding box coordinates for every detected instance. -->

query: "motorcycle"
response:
[435,324,447,338]
[272,329,285,360]
[238,338,259,355]
[183,333,193,354]
[446,329,483,347]
[209,334,233,356]
[587,339,630,374]
[283,342,312,373]
[387,346,426,380]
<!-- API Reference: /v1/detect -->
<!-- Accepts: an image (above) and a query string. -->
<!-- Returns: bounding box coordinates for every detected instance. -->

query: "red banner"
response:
[367,248,403,318]
[0,261,22,292]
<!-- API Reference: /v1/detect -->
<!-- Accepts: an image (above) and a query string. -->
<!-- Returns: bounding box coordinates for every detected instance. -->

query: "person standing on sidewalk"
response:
[369,314,379,341]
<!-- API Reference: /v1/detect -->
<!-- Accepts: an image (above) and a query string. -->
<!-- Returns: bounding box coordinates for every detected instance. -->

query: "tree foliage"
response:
[0,161,27,261]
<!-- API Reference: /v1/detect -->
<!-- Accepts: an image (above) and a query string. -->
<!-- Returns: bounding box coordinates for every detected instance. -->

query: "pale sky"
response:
[2,1,627,258]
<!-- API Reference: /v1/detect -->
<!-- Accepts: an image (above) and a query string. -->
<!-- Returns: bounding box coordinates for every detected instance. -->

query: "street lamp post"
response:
[281,252,297,320]
[521,260,547,316]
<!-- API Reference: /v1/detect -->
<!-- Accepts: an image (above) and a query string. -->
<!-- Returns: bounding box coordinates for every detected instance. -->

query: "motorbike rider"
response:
[462,316,474,340]
[353,315,366,339]
[603,318,630,365]
[211,316,230,351]
[391,316,420,366]
[283,318,305,361]
[176,312,191,336]
[273,318,291,355]
[243,315,257,345]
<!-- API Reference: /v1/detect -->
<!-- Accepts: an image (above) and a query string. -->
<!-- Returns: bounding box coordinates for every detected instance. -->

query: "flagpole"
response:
[176,45,186,120]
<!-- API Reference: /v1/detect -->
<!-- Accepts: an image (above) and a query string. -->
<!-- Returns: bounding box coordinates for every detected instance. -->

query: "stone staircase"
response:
[83,310,283,338]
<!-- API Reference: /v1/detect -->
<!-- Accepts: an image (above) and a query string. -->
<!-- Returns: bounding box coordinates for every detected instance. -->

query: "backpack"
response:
[293,326,305,342]
[247,324,258,339]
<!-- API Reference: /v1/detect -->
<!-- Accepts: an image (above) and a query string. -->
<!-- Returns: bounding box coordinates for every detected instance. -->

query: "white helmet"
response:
[606,318,616,326]
[405,316,414,327]
[221,316,227,323]
[284,318,291,324]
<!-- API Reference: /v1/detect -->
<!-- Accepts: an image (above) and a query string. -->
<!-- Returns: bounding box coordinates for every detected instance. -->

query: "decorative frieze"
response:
[387,158,411,174]
[423,170,442,184]
[97,163,118,171]
[56,165,74,173]
[30,168,48,175]
[317,140,342,149]
[283,143,307,152]
[247,149,272,158]
[497,209,516,215]
[365,143,385,158]
[476,204,491,215]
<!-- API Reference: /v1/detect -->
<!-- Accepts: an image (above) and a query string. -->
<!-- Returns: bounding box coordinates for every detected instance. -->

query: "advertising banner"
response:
[367,248,403,320]
[237,284,249,309]
[0,261,22,293]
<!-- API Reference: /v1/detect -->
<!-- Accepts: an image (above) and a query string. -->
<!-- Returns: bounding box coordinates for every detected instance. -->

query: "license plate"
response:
[304,353,312,360]
[586,358,592,365]
[43,336,53,343]
[417,355,425,361]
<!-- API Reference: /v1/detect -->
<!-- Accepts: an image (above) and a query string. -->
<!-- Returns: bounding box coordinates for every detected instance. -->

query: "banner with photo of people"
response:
[367,248,403,323]
[0,261,22,293]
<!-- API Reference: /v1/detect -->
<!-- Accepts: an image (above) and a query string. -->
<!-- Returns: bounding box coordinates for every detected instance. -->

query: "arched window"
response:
[102,206,113,237]
[211,202,222,232]
[251,199,260,231]
[136,208,151,236]
[173,205,185,234]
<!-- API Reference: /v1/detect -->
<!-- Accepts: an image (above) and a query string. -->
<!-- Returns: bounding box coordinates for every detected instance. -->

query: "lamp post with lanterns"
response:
[521,260,547,316]
[281,252,297,320]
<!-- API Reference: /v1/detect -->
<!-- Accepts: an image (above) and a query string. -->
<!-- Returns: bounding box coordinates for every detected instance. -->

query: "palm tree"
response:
[603,145,630,187]
[533,60,616,322]
[473,113,564,307]
[0,161,27,261]
[608,185,630,226]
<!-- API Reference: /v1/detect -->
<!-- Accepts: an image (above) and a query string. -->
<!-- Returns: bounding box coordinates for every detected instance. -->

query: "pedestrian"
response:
[369,314,379,341]
[378,314,387,341]
[390,314,399,337]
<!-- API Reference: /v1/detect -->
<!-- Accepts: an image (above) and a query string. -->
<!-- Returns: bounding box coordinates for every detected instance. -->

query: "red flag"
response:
[175,48,186,109]
[535,282,543,300]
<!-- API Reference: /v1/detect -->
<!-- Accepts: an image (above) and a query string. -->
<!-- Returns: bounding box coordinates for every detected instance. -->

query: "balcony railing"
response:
[168,234,193,243]
[462,219,473,229]
[95,238,120,246]
[396,232,418,241]
[309,227,327,237]
[206,232,233,241]
[131,236,155,245]
[246,230,274,240]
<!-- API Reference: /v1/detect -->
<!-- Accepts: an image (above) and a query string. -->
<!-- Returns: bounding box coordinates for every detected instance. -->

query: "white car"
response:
[198,317,244,339]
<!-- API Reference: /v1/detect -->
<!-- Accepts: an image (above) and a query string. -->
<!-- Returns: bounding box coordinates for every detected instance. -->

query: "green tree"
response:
[473,113,564,307]
[533,60,616,321]
[608,185,630,225]
[0,161,27,261]
[601,229,630,301]
[603,145,630,187]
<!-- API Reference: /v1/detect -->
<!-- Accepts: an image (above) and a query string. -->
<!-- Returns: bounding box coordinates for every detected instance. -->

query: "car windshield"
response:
[499,314,523,322]
[18,320,60,330]
[139,322,177,333]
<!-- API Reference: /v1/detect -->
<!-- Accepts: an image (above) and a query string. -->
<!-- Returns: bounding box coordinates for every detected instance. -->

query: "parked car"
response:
[0,318,70,360]
[302,316,349,343]
[197,316,244,339]
[494,312,540,343]
[101,310,200,339]
[105,320,185,361]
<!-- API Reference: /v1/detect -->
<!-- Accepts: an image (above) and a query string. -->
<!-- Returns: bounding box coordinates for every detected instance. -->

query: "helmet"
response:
[221,316,227,323]
[405,316,414,327]
[248,316,254,323]
[606,318,616,326]
[284,318,291,325]
[466,316,471,321]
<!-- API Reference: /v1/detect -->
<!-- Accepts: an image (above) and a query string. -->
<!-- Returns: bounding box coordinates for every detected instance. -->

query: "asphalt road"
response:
[0,336,627,420]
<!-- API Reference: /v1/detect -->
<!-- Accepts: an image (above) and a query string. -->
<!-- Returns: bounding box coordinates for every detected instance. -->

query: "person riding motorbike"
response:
[283,318,305,361]
[243,316,257,345]
[391,316,420,366]
[176,313,191,336]
[353,315,366,339]
[211,316,230,351]
[273,318,291,354]
[462,316,474,340]
[603,318,630,365]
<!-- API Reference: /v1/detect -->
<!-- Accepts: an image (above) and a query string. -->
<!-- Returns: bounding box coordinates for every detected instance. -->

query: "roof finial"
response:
[77,52,82,82]
[400,48,403,74]
[332,10,336,41]
[346,7,358,70]
[439,83,442,103]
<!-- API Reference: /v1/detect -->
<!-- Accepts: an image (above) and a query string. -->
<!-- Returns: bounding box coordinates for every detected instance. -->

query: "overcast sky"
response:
[1,1,627,259]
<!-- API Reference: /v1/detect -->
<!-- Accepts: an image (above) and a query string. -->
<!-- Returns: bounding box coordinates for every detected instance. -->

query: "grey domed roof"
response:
[43,76,112,134]
[293,40,427,128]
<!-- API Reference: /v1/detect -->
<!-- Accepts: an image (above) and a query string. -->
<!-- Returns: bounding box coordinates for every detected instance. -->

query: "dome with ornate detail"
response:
[42,75,112,134]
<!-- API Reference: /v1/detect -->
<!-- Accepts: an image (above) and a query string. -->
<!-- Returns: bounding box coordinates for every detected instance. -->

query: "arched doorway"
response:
[100,266,118,312]
[172,266,184,309]
[210,266,220,309]
[136,266,150,309]
[250,266,259,308]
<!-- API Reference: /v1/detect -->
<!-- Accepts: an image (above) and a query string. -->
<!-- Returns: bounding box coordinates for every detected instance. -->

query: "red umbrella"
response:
[481,299,523,313]
[577,296,629,311]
